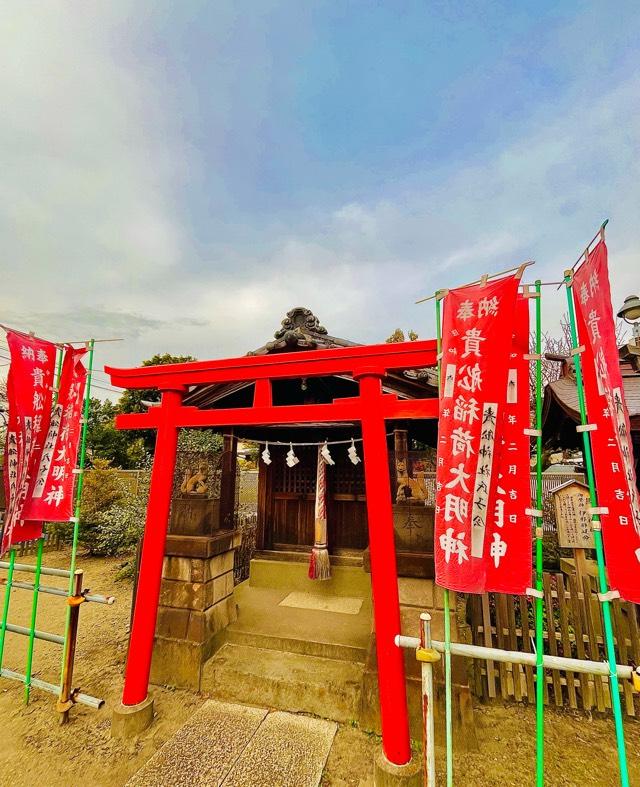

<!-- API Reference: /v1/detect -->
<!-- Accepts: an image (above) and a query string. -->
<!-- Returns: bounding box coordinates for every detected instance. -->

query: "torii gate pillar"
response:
[358,373,411,766]
[106,339,438,761]
[122,388,184,707]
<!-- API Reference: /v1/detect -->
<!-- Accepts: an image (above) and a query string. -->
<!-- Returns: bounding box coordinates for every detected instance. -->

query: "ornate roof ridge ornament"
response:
[254,307,332,354]
[274,307,328,340]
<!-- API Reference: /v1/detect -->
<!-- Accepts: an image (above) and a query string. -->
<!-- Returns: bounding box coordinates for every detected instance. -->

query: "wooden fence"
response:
[468,573,640,717]
[6,529,66,557]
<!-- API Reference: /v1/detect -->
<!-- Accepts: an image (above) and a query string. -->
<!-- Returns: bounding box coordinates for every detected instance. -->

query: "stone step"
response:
[202,643,364,725]
[249,558,371,597]
[228,582,372,663]
[226,625,368,663]
[255,549,363,568]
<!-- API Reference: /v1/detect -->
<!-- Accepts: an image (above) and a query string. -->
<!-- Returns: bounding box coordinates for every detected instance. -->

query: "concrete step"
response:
[249,558,371,597]
[202,643,364,725]
[226,625,367,663]
[229,582,371,663]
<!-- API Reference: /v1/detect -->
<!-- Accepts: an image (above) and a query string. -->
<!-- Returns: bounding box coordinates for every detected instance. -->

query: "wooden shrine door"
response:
[270,446,316,550]
[261,445,368,552]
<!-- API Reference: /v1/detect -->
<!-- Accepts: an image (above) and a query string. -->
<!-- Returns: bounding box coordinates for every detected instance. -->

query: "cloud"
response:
[0,2,189,315]
[2,2,639,394]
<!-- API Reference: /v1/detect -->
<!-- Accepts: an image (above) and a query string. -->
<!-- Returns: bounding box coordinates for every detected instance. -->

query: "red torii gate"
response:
[107,338,438,766]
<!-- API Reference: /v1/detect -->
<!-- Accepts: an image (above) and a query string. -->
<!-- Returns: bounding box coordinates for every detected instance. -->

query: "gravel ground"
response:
[1,548,638,787]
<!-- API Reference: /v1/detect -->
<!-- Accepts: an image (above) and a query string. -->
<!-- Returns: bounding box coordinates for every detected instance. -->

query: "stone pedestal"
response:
[373,749,421,787]
[169,496,220,537]
[111,695,154,739]
[363,503,435,579]
[150,530,241,691]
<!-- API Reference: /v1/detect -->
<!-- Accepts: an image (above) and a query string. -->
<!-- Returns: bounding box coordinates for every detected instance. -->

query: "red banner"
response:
[573,240,640,603]
[1,332,56,555]
[22,346,87,522]
[485,296,532,593]
[435,275,521,593]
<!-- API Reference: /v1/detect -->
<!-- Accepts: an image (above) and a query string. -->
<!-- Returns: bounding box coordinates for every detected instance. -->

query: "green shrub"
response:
[88,492,146,557]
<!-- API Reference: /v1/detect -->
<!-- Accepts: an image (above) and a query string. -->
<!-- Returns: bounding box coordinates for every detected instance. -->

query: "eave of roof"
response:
[542,370,640,430]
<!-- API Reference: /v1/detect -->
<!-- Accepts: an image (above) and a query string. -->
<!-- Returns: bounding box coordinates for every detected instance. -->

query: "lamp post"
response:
[617,294,640,346]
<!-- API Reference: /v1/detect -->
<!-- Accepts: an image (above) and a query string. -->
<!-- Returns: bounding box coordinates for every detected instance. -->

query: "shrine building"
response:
[108,307,474,761]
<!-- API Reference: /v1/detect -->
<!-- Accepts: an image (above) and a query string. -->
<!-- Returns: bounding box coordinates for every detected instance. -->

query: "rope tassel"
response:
[308,445,331,581]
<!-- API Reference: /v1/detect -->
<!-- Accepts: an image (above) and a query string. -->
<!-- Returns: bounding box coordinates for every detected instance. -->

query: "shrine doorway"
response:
[260,443,368,556]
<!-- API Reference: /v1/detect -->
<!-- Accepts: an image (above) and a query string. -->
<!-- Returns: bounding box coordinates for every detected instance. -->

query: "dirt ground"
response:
[1,548,638,786]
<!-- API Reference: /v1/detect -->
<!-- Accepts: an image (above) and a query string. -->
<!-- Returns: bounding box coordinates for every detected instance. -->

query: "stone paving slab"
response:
[126,700,267,787]
[279,590,363,615]
[222,711,337,787]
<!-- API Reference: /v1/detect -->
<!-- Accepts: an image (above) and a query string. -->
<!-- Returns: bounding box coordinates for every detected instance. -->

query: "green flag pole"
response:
[59,339,95,689]
[24,345,65,703]
[532,280,545,786]
[0,549,16,672]
[563,270,629,787]
[435,290,453,786]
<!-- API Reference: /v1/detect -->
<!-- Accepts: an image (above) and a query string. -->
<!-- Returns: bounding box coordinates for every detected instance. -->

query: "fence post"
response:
[58,569,84,724]
[419,612,438,786]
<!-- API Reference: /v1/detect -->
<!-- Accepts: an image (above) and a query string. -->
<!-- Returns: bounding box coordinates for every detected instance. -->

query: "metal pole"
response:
[0,549,16,672]
[4,622,64,645]
[419,613,438,786]
[58,570,83,723]
[533,280,545,787]
[24,344,64,704]
[0,560,71,578]
[0,578,114,605]
[563,270,629,787]
[435,291,453,786]
[1,667,103,709]
[396,634,637,680]
[60,339,94,692]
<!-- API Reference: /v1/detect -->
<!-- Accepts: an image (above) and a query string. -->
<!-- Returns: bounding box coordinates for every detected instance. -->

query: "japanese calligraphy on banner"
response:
[22,346,87,522]
[1,332,56,555]
[573,240,640,603]
[434,275,521,593]
[485,296,532,593]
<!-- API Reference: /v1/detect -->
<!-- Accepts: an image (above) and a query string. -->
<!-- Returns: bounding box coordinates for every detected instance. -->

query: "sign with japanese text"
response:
[573,240,640,603]
[485,295,532,592]
[22,346,87,522]
[1,332,56,555]
[434,274,521,593]
[552,481,594,549]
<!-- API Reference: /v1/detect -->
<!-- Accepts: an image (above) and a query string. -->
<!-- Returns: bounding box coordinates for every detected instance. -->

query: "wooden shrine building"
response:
[184,307,440,576]
[108,307,474,764]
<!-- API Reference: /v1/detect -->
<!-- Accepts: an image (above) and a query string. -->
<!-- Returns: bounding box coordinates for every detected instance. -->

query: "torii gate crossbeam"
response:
[106,339,438,767]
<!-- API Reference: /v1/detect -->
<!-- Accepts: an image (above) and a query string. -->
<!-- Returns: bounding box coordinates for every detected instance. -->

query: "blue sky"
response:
[2,1,639,387]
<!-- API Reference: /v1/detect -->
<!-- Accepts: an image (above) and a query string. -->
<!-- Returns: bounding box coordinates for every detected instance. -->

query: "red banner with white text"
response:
[434,275,521,593]
[1,332,56,555]
[573,240,640,603]
[22,346,87,522]
[485,296,532,593]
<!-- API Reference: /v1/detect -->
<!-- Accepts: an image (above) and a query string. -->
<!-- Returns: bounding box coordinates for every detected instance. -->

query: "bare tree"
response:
[529,314,628,401]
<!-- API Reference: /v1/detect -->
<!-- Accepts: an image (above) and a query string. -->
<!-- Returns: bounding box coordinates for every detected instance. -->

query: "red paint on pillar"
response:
[358,374,411,766]
[122,389,183,707]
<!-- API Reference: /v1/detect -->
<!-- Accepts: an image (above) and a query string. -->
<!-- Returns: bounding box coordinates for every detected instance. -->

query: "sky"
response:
[1,1,639,395]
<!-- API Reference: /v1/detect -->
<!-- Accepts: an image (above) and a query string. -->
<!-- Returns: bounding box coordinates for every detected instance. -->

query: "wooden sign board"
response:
[552,480,594,549]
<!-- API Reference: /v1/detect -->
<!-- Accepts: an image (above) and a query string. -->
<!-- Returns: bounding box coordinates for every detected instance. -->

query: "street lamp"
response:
[617,295,640,346]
